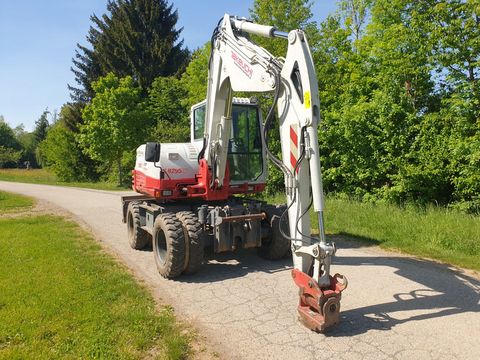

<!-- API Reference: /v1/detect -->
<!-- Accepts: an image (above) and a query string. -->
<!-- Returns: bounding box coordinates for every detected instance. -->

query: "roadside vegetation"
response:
[0,194,189,359]
[324,197,480,272]
[0,169,126,191]
[0,190,34,213]
[265,193,479,272]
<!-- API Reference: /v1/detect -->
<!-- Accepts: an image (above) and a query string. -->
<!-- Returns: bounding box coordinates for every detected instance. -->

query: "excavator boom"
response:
[202,15,347,331]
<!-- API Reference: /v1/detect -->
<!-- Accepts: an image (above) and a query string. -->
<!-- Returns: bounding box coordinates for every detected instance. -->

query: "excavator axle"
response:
[291,269,347,332]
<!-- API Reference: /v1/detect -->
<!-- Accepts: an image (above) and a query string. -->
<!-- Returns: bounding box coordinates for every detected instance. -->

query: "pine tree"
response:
[33,110,50,144]
[70,0,189,102]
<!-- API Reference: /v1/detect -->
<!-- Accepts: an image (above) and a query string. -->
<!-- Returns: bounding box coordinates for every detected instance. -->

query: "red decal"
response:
[231,51,253,78]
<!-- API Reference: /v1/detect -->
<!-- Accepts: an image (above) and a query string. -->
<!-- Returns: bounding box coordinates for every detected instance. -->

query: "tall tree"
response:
[14,124,37,168]
[149,76,189,143]
[248,0,320,193]
[0,117,22,168]
[70,0,189,102]
[315,0,480,211]
[414,0,480,109]
[338,0,373,42]
[316,0,438,203]
[79,73,151,185]
[60,102,86,133]
[249,0,319,56]
[39,103,101,181]
[180,43,210,109]
[0,117,21,150]
[409,0,480,211]
[33,110,50,144]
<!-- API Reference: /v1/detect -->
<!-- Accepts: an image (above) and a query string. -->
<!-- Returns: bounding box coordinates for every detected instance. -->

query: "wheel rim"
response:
[155,229,167,265]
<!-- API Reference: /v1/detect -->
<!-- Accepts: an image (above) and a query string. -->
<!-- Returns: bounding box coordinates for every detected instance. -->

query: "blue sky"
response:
[0,0,338,131]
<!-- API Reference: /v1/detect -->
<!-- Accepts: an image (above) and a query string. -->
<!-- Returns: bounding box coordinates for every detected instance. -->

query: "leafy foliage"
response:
[31,0,479,213]
[32,110,51,167]
[0,117,21,151]
[318,0,478,212]
[0,117,22,168]
[338,0,373,41]
[33,110,50,145]
[80,73,150,185]
[249,0,320,194]
[0,146,22,168]
[148,76,189,142]
[249,0,319,56]
[180,43,210,109]
[13,125,37,168]
[40,118,96,182]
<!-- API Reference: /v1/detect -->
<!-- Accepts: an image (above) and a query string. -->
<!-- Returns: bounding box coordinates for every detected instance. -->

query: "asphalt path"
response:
[1,181,479,360]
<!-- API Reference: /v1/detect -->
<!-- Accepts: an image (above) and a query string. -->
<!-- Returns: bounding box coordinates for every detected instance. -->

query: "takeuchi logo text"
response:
[231,51,253,78]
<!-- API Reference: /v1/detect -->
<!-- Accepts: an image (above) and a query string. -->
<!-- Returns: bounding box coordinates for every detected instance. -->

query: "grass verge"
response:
[0,191,35,213]
[323,198,480,271]
[0,169,126,191]
[264,193,480,272]
[0,215,189,359]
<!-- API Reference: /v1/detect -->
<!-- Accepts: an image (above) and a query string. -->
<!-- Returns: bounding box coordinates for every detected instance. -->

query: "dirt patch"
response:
[0,199,64,219]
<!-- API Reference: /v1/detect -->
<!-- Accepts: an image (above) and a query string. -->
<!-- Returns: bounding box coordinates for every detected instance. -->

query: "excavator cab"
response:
[190,97,267,187]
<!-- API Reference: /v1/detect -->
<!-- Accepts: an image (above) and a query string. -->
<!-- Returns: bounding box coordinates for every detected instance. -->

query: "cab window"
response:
[193,105,205,140]
[227,105,263,181]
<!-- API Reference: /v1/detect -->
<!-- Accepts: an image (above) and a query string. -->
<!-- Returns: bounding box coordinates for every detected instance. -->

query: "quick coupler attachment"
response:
[291,269,347,332]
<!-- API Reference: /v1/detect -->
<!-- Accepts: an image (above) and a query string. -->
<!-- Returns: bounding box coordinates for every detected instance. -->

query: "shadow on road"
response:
[140,232,479,335]
[328,253,480,336]
[138,245,292,283]
[179,248,293,283]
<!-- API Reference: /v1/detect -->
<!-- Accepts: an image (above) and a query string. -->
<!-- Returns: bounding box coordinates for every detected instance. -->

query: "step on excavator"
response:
[121,14,347,332]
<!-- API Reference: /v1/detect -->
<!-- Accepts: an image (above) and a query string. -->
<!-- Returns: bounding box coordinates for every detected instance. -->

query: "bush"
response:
[0,146,22,168]
[39,121,99,182]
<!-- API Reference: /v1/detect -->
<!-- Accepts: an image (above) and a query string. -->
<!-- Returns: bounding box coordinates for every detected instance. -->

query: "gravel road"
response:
[1,181,479,360]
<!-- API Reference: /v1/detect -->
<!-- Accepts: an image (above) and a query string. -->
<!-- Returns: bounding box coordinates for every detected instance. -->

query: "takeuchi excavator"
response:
[121,14,347,332]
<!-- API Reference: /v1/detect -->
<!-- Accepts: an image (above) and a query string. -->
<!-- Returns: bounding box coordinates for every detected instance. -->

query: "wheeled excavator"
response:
[121,14,347,332]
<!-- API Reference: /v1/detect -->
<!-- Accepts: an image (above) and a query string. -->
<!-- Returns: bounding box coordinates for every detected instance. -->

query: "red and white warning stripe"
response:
[290,124,298,172]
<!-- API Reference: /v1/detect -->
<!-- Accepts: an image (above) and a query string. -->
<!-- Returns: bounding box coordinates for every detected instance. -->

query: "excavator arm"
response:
[202,14,347,332]
[202,15,282,187]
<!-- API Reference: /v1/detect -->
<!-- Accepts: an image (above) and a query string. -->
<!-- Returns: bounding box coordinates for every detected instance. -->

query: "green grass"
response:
[323,198,480,271]
[0,169,126,191]
[0,215,189,359]
[0,191,35,213]
[264,193,480,272]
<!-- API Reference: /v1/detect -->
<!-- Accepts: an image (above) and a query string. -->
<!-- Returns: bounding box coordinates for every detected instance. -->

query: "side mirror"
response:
[145,142,161,162]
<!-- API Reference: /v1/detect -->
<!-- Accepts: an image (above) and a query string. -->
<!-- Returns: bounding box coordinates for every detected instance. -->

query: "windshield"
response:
[228,105,263,181]
[193,103,264,182]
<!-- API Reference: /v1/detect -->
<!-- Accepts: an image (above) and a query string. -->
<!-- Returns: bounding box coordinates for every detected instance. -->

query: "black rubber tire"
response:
[152,213,185,278]
[176,211,205,275]
[258,205,291,260]
[127,201,150,250]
